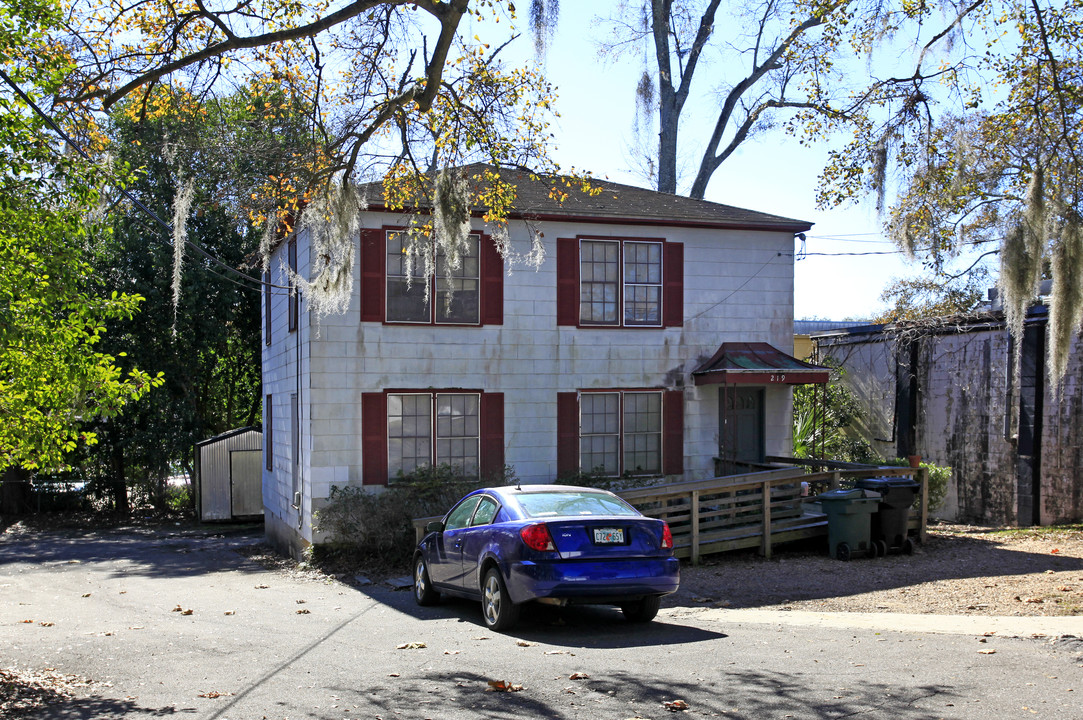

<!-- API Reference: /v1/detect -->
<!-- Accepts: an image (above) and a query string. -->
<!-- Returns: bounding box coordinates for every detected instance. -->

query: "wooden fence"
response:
[621,465,927,563]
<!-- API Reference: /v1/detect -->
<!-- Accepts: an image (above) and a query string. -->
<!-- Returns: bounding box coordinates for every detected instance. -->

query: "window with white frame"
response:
[387,392,480,479]
[385,231,480,324]
[580,391,662,475]
[579,239,662,326]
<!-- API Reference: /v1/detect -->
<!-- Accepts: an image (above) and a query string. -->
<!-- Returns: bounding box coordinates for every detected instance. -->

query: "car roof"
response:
[485,484,618,498]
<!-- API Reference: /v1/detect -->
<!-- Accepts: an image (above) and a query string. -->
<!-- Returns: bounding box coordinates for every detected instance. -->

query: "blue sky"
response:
[480,4,998,321]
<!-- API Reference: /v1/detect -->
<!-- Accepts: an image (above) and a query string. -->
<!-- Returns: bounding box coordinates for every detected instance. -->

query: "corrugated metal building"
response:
[195,427,263,521]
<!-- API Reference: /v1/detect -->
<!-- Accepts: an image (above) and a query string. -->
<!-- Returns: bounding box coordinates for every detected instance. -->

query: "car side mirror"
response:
[425,520,445,534]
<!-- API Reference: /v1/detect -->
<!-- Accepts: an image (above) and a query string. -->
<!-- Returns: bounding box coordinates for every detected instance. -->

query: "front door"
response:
[719,387,765,473]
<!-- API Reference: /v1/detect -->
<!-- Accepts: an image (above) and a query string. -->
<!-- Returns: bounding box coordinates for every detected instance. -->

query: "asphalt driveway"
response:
[2,524,1081,719]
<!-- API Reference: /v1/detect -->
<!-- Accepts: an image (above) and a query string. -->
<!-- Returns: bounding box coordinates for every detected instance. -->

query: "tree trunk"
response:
[1,467,32,515]
[111,445,129,517]
[653,0,679,194]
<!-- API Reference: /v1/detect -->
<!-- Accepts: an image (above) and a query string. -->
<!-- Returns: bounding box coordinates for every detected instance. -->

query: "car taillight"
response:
[661,522,674,550]
[520,523,556,552]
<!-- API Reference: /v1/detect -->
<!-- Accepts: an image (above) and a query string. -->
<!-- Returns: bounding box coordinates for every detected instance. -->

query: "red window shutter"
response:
[479,234,504,326]
[663,241,684,327]
[556,237,578,326]
[556,392,579,477]
[479,392,505,478]
[359,229,385,322]
[663,389,684,475]
[361,392,388,485]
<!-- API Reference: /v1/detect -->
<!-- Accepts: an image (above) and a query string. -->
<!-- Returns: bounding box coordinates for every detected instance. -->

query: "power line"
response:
[0,68,288,293]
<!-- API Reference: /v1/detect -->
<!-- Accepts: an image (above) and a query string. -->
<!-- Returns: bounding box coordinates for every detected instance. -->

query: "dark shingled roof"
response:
[363,164,812,232]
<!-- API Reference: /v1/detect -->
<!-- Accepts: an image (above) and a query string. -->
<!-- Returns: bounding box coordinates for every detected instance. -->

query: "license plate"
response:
[593,527,625,544]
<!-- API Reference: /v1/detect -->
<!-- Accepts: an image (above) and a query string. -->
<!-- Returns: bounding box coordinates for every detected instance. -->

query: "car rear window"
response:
[516,491,639,518]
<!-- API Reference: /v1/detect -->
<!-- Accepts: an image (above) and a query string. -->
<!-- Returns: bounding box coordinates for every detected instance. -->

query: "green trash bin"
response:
[815,487,881,561]
[855,477,920,555]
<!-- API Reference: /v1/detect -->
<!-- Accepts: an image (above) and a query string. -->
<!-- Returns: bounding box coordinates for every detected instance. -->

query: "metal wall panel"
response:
[197,429,262,521]
[230,450,263,517]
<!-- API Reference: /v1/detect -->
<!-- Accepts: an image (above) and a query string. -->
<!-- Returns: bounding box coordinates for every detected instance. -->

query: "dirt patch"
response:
[671,523,1083,616]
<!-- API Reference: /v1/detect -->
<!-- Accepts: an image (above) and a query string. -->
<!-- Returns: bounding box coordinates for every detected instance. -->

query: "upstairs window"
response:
[385,232,480,324]
[287,236,298,332]
[580,240,662,326]
[558,236,682,328]
[362,229,501,326]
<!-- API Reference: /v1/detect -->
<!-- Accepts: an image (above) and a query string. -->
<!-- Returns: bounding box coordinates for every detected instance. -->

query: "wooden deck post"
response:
[760,479,773,559]
[829,472,841,490]
[917,467,929,543]
[690,490,701,565]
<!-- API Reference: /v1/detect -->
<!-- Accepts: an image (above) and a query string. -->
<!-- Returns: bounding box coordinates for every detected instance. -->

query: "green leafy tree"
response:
[76,97,268,513]
[0,0,160,476]
[814,0,1083,386]
[792,364,876,464]
[874,268,991,324]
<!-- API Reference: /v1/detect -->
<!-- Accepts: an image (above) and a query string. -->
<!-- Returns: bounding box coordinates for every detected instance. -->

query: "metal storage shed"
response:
[195,427,263,521]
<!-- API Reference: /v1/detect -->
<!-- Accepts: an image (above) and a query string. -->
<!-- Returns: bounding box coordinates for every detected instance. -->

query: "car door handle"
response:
[453,541,462,550]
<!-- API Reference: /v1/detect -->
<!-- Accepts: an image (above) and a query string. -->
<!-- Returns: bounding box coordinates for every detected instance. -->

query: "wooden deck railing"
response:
[412,465,928,564]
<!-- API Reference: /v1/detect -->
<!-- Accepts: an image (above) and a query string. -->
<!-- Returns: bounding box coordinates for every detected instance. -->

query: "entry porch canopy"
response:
[692,342,831,468]
[691,342,829,386]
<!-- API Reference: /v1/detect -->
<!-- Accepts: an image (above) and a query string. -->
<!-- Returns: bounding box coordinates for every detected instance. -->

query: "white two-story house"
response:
[261,166,816,557]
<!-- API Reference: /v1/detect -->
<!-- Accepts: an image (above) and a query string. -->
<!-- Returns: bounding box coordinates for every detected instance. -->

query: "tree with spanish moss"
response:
[41,0,571,321]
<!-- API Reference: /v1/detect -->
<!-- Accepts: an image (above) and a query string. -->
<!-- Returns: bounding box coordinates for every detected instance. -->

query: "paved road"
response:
[1,525,1081,719]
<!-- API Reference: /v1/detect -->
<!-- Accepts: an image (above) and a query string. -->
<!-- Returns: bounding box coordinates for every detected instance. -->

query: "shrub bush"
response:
[883,458,951,512]
[312,464,516,568]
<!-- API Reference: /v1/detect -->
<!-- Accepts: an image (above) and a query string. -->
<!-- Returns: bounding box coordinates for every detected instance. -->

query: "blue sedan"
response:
[412,485,680,631]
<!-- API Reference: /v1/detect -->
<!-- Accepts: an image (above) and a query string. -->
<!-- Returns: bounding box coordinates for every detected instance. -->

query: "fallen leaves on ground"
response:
[197,690,234,698]
[486,680,524,692]
[664,699,689,711]
[0,667,93,717]
[569,673,590,680]
[516,640,536,647]
[396,642,426,650]
[171,605,193,615]
[295,609,310,614]
[978,649,997,655]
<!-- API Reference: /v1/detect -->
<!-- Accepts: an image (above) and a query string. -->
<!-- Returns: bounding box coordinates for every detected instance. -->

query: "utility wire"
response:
[0,68,289,292]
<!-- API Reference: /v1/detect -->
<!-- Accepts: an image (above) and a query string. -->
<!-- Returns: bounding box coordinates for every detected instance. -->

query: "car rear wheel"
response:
[621,595,661,623]
[413,554,440,606]
[481,567,519,631]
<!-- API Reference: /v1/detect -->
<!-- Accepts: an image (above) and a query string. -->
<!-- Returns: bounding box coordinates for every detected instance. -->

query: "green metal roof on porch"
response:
[691,342,830,386]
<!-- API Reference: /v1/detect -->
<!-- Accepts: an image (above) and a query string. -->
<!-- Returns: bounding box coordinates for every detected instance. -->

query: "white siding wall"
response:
[262,231,315,549]
[263,213,797,550]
